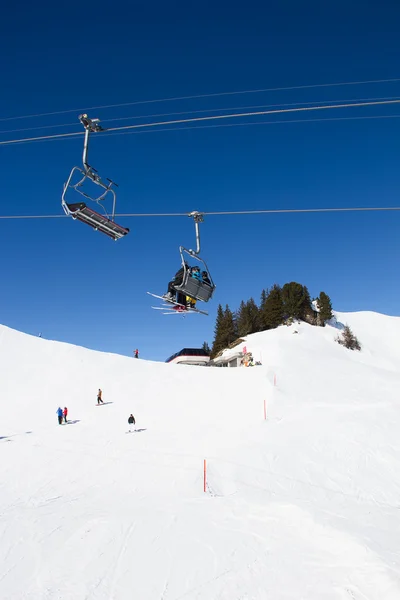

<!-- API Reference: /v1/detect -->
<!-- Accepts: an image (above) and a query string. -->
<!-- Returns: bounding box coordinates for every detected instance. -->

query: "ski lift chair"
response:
[173,212,216,303]
[61,114,129,241]
[173,248,215,302]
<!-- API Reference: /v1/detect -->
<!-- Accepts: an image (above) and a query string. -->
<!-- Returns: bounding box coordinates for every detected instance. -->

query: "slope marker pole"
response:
[203,459,207,493]
[264,399,267,420]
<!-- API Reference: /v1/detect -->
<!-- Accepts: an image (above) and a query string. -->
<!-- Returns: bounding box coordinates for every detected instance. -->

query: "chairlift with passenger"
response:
[147,211,216,316]
[173,211,216,303]
[61,114,129,241]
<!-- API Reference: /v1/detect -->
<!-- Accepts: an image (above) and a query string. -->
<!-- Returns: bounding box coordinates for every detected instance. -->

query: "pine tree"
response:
[281,282,312,321]
[211,304,225,357]
[211,304,237,357]
[336,325,361,351]
[237,298,261,336]
[236,300,248,337]
[301,285,316,324]
[317,291,333,326]
[202,341,211,354]
[260,288,268,313]
[261,284,283,329]
[223,305,238,346]
[247,298,261,333]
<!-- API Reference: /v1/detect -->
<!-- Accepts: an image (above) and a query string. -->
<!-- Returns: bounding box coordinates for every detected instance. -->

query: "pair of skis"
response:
[147,292,208,316]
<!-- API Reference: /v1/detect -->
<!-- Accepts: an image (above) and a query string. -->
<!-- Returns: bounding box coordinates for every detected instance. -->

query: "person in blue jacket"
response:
[56,407,63,425]
[190,266,202,281]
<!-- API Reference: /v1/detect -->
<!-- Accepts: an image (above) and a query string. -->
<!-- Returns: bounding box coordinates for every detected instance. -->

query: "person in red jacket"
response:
[63,407,68,423]
[134,349,139,359]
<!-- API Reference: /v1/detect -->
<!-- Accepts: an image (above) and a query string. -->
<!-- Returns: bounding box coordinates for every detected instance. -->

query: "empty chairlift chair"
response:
[61,114,129,241]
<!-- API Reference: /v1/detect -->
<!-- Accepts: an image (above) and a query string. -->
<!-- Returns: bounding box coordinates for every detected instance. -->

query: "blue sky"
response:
[0,1,399,361]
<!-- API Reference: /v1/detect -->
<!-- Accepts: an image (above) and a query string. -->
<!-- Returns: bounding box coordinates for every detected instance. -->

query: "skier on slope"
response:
[63,407,68,423]
[56,407,63,425]
[97,389,104,404]
[128,414,136,431]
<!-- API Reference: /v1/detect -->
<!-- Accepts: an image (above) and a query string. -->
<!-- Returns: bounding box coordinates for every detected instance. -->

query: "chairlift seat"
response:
[174,271,215,302]
[65,202,129,241]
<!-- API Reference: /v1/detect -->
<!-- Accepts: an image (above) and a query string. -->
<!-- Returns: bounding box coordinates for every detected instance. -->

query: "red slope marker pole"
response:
[204,459,207,493]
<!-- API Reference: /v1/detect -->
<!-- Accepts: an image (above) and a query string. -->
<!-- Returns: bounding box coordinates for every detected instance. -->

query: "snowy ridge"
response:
[0,313,400,599]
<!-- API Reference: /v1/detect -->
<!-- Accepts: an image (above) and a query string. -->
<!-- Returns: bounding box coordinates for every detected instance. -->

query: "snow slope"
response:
[1,312,400,600]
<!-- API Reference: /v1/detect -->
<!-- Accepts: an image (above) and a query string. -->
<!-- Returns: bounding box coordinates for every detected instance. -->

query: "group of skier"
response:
[56,406,68,425]
[57,390,136,430]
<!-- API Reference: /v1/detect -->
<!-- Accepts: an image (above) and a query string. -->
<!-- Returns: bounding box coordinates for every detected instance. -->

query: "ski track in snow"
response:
[1,313,400,599]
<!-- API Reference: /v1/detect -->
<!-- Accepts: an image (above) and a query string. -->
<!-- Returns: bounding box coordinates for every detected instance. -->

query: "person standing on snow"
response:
[63,407,68,423]
[134,349,139,359]
[97,389,103,404]
[128,414,136,431]
[56,407,63,425]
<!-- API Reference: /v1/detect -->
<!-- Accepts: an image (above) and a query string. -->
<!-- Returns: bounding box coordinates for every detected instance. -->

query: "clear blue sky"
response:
[0,1,399,361]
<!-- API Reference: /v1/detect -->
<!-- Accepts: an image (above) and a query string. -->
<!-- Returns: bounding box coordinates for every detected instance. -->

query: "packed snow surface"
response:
[1,311,400,599]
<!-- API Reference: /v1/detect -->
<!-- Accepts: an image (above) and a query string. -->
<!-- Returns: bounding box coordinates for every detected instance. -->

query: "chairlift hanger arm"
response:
[187,211,204,255]
[79,114,105,174]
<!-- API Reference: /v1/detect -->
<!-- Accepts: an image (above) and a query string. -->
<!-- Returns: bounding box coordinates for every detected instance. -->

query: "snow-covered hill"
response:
[1,311,400,600]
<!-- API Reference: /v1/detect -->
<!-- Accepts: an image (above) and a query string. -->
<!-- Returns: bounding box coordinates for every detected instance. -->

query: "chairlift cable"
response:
[2,94,399,136]
[1,77,399,122]
[0,77,400,121]
[0,206,399,220]
[1,98,400,147]
[2,114,399,148]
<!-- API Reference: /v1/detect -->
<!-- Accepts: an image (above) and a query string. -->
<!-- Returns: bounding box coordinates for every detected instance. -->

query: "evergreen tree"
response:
[281,282,312,321]
[260,284,283,329]
[211,304,225,357]
[247,298,261,333]
[202,341,211,355]
[211,304,237,357]
[223,304,238,346]
[237,298,261,336]
[317,291,333,326]
[301,285,316,324]
[336,325,361,351]
[260,288,268,311]
[236,300,248,337]
[259,289,267,330]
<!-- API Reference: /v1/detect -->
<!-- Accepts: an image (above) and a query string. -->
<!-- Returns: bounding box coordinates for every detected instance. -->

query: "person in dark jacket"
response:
[164,262,189,301]
[128,414,136,431]
[202,271,211,286]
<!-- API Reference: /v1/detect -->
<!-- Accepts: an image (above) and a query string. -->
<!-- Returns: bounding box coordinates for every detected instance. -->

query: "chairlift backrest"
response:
[175,270,214,302]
